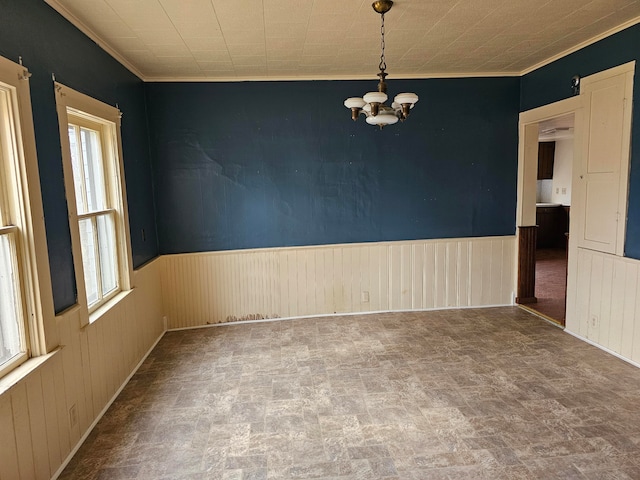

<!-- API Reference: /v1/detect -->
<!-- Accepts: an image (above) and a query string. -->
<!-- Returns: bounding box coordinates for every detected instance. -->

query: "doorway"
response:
[531,115,574,324]
[515,96,582,327]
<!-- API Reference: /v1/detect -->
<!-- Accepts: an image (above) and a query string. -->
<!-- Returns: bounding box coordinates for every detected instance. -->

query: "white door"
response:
[576,62,634,255]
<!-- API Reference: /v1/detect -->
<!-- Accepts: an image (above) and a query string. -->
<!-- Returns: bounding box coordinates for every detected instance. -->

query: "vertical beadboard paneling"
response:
[609,261,627,354]
[12,383,35,479]
[599,256,614,347]
[0,393,20,479]
[161,236,516,329]
[446,242,458,308]
[25,372,50,480]
[621,266,639,359]
[434,243,447,308]
[457,242,470,307]
[588,254,604,343]
[0,258,165,480]
[568,248,640,365]
[423,243,435,309]
[51,351,70,461]
[634,271,640,361]
[41,361,62,474]
[574,249,591,338]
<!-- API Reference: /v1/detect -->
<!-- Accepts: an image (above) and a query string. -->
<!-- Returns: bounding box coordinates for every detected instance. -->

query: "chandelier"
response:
[344,0,418,129]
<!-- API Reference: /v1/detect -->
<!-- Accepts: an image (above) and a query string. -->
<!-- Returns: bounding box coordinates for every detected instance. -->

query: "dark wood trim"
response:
[516,226,537,304]
[516,296,537,304]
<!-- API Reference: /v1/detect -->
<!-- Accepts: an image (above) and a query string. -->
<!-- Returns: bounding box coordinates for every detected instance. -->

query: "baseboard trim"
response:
[518,304,564,328]
[564,329,640,369]
[51,328,167,480]
[167,303,514,331]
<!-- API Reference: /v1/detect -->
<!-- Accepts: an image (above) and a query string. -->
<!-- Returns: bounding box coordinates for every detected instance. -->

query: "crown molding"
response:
[146,71,521,83]
[519,15,640,76]
[44,0,148,81]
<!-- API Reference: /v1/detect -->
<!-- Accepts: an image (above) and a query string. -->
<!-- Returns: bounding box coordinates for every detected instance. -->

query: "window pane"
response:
[79,218,99,307]
[0,234,25,367]
[69,125,108,215]
[80,128,107,212]
[68,125,86,214]
[97,213,117,297]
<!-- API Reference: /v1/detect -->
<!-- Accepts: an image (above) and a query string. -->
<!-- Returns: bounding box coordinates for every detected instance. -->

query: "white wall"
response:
[551,138,573,205]
[567,248,640,365]
[0,259,165,480]
[161,236,516,329]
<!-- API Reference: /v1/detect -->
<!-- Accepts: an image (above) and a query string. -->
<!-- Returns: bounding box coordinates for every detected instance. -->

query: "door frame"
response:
[515,95,584,326]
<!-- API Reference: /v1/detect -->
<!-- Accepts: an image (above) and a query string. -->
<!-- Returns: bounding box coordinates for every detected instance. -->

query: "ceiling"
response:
[45,0,640,81]
[539,114,575,141]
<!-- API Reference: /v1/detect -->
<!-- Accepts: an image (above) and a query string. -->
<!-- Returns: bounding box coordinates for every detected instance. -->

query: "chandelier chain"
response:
[379,13,386,72]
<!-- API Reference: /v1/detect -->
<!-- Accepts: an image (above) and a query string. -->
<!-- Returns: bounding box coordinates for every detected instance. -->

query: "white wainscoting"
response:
[567,247,640,365]
[160,236,516,329]
[0,258,165,480]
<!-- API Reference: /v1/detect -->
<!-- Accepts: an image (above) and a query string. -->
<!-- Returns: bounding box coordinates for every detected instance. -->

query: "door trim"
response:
[515,96,583,327]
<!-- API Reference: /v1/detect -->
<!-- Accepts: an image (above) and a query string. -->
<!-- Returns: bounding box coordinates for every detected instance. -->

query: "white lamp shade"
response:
[363,91,388,104]
[394,92,419,106]
[366,113,399,126]
[344,97,366,109]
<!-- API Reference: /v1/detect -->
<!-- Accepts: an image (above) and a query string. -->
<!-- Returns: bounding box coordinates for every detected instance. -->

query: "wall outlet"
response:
[163,315,168,330]
[69,404,78,428]
[562,187,567,194]
[556,187,559,194]
[590,315,598,328]
[361,291,370,303]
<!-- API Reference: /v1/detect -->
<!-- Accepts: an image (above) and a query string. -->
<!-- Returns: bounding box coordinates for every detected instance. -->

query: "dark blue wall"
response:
[521,25,640,258]
[146,78,520,253]
[0,0,158,312]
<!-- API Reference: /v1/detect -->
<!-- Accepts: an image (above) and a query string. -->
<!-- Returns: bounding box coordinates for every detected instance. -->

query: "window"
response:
[55,84,132,318]
[0,56,53,377]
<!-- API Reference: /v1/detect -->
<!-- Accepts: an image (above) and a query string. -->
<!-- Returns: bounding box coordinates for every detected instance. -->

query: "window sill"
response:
[0,347,63,396]
[88,288,134,325]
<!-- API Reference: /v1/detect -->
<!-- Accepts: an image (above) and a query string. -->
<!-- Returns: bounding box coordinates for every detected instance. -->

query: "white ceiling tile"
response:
[223,30,266,45]
[50,0,640,80]
[232,55,267,67]
[233,65,269,76]
[197,61,235,71]
[157,0,217,22]
[263,0,313,22]
[148,44,192,57]
[227,44,266,56]
[183,37,227,50]
[136,29,184,46]
[264,23,308,39]
[174,22,222,38]
[192,50,231,62]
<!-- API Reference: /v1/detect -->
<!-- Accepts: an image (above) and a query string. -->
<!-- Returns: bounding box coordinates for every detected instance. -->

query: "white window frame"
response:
[0,56,55,378]
[55,83,133,324]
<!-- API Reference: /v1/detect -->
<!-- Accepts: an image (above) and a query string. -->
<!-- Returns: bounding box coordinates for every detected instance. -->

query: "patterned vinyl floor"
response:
[59,307,640,479]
